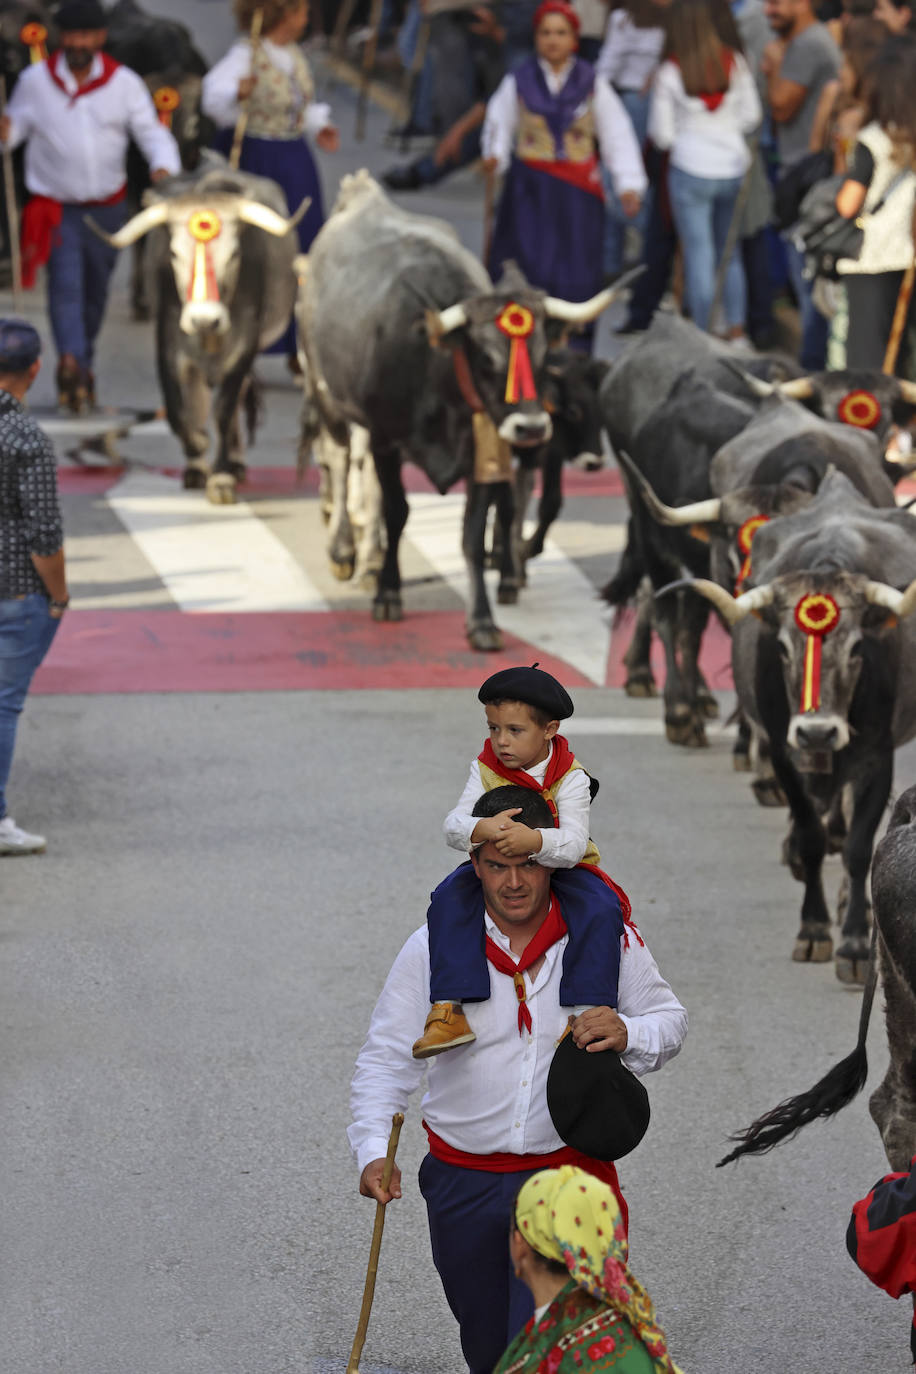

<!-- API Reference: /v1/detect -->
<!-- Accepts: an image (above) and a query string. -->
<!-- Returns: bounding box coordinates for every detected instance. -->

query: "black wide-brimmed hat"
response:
[478,663,574,721]
[547,1029,650,1161]
[57,0,108,30]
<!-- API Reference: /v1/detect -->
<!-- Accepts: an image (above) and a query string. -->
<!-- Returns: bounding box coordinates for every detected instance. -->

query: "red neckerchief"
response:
[477,734,577,825]
[46,50,121,103]
[672,50,734,110]
[485,894,567,1035]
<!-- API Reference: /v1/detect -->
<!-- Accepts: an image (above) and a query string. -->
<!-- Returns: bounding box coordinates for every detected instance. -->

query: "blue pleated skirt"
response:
[489,157,604,305]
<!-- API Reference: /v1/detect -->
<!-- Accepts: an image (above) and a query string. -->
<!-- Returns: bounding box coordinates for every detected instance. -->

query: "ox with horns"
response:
[90,166,305,503]
[719,781,916,1170]
[661,470,916,985]
[296,171,632,650]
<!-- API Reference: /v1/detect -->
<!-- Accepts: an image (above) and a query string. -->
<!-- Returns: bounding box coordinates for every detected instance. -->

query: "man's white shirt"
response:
[349,914,687,1174]
[5,53,181,201]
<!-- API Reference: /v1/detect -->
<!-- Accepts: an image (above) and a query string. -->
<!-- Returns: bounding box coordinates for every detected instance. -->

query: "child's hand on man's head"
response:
[470,809,522,845]
[493,822,543,857]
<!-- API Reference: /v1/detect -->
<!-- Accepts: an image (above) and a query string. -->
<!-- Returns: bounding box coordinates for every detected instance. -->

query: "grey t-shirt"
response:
[775,22,841,169]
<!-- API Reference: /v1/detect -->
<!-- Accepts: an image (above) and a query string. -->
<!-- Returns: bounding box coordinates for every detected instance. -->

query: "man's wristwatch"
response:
[50,597,70,611]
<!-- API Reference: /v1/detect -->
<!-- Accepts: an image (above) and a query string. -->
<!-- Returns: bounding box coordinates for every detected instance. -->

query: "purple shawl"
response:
[513,56,596,160]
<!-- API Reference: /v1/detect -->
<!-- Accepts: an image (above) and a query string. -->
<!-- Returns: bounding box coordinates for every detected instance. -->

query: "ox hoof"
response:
[467,623,503,652]
[330,559,355,582]
[792,935,833,963]
[665,714,707,748]
[698,692,720,721]
[206,473,237,505]
[753,778,788,808]
[732,749,752,773]
[358,570,379,594]
[372,594,403,622]
[835,955,868,985]
[183,467,209,490]
[497,585,519,606]
[624,674,657,699]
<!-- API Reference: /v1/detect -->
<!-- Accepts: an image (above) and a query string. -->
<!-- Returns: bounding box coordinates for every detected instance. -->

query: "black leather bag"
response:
[773,148,832,231]
[793,169,912,282]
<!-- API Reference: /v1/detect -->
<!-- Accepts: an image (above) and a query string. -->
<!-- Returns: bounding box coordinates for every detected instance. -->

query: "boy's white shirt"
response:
[443,739,592,868]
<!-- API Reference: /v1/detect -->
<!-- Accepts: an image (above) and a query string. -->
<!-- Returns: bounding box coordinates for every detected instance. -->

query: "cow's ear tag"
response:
[688,523,711,544]
[425,309,445,348]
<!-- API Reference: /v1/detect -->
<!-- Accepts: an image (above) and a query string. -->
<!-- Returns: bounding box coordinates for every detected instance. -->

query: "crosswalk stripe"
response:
[106,470,330,612]
[406,493,612,685]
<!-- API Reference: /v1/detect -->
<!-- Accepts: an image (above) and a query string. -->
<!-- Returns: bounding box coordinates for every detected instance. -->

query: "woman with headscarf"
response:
[482,0,647,346]
[495,1165,683,1374]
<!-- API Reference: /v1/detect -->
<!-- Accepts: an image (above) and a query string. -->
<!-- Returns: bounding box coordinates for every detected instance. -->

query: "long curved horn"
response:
[719,358,775,396]
[863,576,916,619]
[617,449,721,526]
[897,380,916,404]
[657,576,775,626]
[85,201,169,248]
[238,197,311,236]
[544,265,645,323]
[778,377,816,399]
[431,303,468,335]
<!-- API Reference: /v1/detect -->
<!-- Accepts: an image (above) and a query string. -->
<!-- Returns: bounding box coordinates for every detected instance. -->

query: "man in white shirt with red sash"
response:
[0,0,181,412]
[349,786,687,1373]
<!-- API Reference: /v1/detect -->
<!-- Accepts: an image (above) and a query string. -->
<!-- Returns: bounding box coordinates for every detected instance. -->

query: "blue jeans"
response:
[667,165,746,331]
[783,234,829,370]
[46,201,125,369]
[0,595,60,819]
[603,89,651,276]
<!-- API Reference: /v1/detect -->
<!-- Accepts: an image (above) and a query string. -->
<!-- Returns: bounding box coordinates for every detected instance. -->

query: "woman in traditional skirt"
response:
[202,0,339,361]
[482,0,646,347]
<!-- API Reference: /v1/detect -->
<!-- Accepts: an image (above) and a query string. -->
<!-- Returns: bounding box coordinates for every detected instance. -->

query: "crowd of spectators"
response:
[361,0,916,369]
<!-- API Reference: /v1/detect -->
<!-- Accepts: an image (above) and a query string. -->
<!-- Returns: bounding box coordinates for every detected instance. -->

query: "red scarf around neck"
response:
[47,50,120,102]
[478,734,577,825]
[672,50,735,110]
[485,894,567,1035]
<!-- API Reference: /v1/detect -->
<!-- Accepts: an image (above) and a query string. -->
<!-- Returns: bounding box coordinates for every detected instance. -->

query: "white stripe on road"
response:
[42,416,171,438]
[406,493,611,685]
[106,470,329,612]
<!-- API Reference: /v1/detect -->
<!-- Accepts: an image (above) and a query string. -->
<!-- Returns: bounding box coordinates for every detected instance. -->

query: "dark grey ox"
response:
[719,782,916,1169]
[295,171,624,650]
[90,166,304,504]
[666,471,916,986]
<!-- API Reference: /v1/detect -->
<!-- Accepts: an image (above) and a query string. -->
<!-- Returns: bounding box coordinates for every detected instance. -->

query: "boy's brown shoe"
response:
[412,1003,477,1059]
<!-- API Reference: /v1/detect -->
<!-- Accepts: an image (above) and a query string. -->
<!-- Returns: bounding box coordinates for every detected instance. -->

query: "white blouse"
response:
[648,53,761,179]
[596,12,665,94]
[201,38,331,139]
[482,58,647,197]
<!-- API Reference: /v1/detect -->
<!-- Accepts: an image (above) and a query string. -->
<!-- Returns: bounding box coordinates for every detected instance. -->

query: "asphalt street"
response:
[2,12,915,1374]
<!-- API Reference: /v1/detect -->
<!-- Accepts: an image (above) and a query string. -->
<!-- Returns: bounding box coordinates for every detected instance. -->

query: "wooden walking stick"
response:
[0,77,22,311]
[883,205,916,374]
[346,1112,404,1374]
[482,161,496,267]
[397,14,430,153]
[355,0,384,141]
[229,7,264,171]
[709,133,759,332]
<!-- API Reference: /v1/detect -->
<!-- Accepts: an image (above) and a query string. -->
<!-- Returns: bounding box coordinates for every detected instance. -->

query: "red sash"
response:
[478,734,579,824]
[423,1123,628,1232]
[485,894,567,1034]
[46,50,121,102]
[20,182,126,288]
[520,154,604,201]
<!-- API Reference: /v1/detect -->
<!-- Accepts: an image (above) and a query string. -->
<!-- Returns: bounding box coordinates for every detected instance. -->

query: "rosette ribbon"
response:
[837,390,881,430]
[154,86,181,129]
[735,514,769,593]
[794,592,841,714]
[187,210,222,304]
[19,23,48,62]
[495,302,536,405]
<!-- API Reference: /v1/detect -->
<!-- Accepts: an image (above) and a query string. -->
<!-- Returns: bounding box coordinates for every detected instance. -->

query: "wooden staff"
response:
[355,0,384,141]
[345,1112,404,1374]
[0,77,22,311]
[482,161,496,267]
[331,0,360,61]
[883,204,916,375]
[709,134,759,332]
[229,7,264,171]
[397,14,430,152]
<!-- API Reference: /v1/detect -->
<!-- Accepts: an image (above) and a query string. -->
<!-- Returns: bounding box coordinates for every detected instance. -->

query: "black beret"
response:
[547,1030,650,1161]
[478,663,574,720]
[56,0,108,30]
[0,318,41,369]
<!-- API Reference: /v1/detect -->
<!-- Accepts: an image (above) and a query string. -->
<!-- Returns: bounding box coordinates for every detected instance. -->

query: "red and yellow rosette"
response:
[837,389,881,430]
[154,86,181,128]
[794,592,841,714]
[734,513,769,593]
[187,210,222,304]
[19,22,48,62]
[495,302,536,405]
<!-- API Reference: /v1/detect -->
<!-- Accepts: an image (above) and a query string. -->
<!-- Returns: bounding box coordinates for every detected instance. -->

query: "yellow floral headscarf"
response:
[515,1166,684,1374]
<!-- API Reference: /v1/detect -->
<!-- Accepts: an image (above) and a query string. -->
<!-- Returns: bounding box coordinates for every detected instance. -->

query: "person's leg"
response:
[419,1156,536,1374]
[712,175,747,334]
[0,596,60,822]
[46,205,88,368]
[783,236,829,370]
[80,201,124,372]
[622,152,676,330]
[742,228,776,348]
[845,272,902,370]
[667,166,717,331]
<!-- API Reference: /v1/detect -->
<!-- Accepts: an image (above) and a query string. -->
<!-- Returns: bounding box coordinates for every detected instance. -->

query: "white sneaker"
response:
[0,816,47,855]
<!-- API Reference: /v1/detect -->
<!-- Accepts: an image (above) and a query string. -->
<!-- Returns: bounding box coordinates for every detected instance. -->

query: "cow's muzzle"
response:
[498,411,553,447]
[788,713,850,752]
[180,301,231,337]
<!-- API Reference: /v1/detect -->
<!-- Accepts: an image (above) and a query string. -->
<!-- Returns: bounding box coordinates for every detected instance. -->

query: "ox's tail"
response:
[717,921,879,1166]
